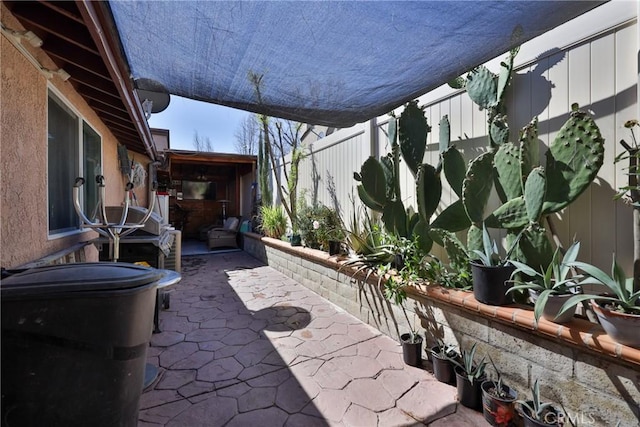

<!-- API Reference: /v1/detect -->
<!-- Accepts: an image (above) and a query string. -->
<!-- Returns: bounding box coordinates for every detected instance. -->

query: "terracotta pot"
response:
[591,300,640,348]
[400,333,423,367]
[471,262,515,306]
[481,380,517,426]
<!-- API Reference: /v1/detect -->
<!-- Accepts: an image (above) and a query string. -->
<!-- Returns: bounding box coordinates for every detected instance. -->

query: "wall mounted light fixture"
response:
[1,22,43,47]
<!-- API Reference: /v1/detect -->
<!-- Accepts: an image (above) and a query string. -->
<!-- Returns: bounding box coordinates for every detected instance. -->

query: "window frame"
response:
[46,86,103,239]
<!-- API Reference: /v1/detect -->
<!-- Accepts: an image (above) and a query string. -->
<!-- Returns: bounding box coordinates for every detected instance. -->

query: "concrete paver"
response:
[139,252,483,426]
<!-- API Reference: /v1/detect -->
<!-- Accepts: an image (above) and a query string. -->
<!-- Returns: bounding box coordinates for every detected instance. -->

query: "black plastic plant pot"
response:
[455,366,484,410]
[430,346,456,384]
[481,380,518,427]
[471,262,515,306]
[521,402,560,426]
[401,333,423,367]
[328,240,341,255]
[290,234,302,246]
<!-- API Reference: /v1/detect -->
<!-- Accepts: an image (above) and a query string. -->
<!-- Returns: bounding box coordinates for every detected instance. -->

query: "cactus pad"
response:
[439,115,451,154]
[431,200,471,232]
[490,115,510,146]
[463,151,495,224]
[358,157,387,208]
[520,117,540,182]
[399,100,430,178]
[466,66,498,110]
[442,146,466,198]
[544,109,605,213]
[485,197,528,229]
[416,163,442,224]
[495,142,523,200]
[524,167,546,224]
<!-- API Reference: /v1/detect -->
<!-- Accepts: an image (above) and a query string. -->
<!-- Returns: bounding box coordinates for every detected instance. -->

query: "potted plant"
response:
[557,256,640,348]
[327,226,346,255]
[507,241,582,324]
[448,342,487,410]
[517,379,561,426]
[470,224,521,306]
[481,356,518,427]
[429,338,459,384]
[259,205,288,239]
[383,273,423,367]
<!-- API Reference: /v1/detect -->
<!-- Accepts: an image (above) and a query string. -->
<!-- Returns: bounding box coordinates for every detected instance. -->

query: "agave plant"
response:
[517,379,558,423]
[507,241,583,323]
[471,224,522,267]
[558,256,640,316]
[447,342,487,385]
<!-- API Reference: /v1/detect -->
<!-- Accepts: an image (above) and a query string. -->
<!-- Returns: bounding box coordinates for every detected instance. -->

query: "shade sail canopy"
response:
[108,1,605,128]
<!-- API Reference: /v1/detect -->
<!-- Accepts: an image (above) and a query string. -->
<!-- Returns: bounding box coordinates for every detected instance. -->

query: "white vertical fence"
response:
[272,2,638,274]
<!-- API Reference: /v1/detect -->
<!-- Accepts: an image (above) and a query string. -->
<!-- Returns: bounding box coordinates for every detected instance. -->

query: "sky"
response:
[148,95,252,153]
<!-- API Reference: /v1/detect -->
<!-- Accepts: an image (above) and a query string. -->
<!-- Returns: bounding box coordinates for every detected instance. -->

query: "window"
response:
[47,91,102,235]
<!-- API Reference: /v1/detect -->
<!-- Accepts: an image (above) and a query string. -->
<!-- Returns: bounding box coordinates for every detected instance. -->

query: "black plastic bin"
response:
[1,262,161,427]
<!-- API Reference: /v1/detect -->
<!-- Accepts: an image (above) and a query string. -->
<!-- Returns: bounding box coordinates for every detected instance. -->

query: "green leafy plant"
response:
[447,342,487,385]
[557,256,640,316]
[485,355,510,399]
[517,379,558,423]
[471,224,522,267]
[296,202,343,250]
[507,241,582,323]
[422,255,472,290]
[259,205,287,238]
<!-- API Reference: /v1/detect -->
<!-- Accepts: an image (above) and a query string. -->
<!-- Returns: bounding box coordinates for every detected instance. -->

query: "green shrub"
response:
[259,205,287,238]
[297,203,344,250]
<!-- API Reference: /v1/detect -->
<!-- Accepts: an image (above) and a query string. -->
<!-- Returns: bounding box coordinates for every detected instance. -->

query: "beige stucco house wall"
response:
[1,17,153,268]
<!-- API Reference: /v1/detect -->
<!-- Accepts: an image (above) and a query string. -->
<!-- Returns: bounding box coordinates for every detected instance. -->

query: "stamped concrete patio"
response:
[139,251,485,426]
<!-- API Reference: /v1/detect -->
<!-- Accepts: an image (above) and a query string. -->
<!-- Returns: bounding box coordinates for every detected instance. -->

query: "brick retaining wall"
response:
[242,232,639,426]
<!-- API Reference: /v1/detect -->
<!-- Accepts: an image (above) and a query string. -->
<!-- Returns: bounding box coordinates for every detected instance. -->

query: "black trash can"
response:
[1,262,161,427]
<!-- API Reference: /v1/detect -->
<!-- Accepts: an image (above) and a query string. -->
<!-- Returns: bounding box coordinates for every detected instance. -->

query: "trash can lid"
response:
[1,263,162,298]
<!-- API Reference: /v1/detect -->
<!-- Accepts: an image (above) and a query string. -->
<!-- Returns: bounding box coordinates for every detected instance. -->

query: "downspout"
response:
[76,1,158,162]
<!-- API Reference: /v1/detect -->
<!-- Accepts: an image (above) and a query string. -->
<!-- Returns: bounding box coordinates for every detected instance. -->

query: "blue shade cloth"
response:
[108,1,604,127]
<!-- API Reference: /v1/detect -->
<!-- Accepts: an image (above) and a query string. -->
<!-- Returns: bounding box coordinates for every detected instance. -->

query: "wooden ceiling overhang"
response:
[3,0,157,160]
[167,151,257,178]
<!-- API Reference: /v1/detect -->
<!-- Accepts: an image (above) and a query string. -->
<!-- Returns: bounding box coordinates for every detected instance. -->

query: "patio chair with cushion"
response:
[208,217,241,250]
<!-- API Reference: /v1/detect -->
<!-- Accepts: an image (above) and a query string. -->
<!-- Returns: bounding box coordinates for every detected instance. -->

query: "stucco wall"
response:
[1,21,152,268]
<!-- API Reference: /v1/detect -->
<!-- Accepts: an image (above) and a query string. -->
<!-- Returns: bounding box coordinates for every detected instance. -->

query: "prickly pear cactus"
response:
[494,142,523,200]
[399,101,430,178]
[462,151,495,225]
[543,106,605,213]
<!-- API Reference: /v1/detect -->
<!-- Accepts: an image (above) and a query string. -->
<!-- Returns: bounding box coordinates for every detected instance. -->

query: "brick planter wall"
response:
[242,232,640,426]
